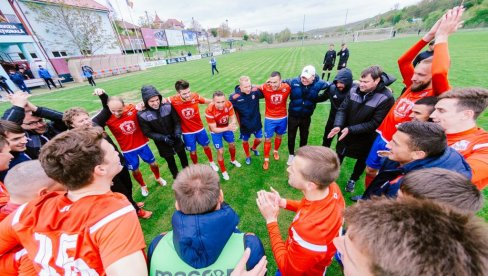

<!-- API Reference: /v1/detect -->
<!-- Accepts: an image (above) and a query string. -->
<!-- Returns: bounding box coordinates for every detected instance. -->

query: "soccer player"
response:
[205,91,241,180]
[94,88,166,197]
[230,76,264,165]
[0,135,13,208]
[0,128,147,275]
[259,72,290,170]
[168,80,218,171]
[256,146,344,275]
[365,7,463,186]
[409,96,438,122]
[336,43,349,70]
[0,120,30,182]
[322,43,336,81]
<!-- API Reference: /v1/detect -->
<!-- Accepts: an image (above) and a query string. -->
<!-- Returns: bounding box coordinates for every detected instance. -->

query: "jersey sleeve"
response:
[197,94,206,104]
[431,42,451,95]
[465,151,488,190]
[398,39,428,87]
[0,182,9,208]
[227,102,235,116]
[0,210,21,255]
[284,199,301,212]
[205,106,216,125]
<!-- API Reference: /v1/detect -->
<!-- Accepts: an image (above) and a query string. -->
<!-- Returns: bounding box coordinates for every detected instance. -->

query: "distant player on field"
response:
[322,44,336,81]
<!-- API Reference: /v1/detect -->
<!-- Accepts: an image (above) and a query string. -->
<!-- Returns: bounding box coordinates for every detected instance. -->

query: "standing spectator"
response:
[210,57,219,75]
[82,65,96,86]
[138,85,189,180]
[0,75,13,94]
[37,65,57,90]
[256,146,344,275]
[321,68,353,148]
[328,66,395,194]
[284,65,328,165]
[229,76,263,165]
[321,43,336,81]
[336,43,349,70]
[21,64,34,79]
[413,40,435,67]
[8,70,30,94]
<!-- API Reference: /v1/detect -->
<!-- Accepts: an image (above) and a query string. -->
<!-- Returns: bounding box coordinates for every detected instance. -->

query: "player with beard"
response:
[364,7,463,186]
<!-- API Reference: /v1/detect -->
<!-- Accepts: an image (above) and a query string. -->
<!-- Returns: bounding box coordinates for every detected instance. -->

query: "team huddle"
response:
[0,5,487,276]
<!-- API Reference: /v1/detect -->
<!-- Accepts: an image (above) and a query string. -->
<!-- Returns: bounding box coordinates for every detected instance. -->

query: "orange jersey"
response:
[106,104,149,152]
[0,192,146,275]
[267,183,345,275]
[259,83,291,119]
[447,127,488,190]
[377,40,451,142]
[205,101,235,129]
[0,181,9,209]
[169,93,206,134]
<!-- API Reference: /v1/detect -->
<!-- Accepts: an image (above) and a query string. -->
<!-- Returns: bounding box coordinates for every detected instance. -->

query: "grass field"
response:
[2,30,487,275]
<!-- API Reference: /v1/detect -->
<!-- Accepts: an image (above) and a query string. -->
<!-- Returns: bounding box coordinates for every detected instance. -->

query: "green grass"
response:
[2,30,487,275]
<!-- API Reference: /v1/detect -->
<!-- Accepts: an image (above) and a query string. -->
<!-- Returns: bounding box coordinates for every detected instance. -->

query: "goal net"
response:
[354,27,394,42]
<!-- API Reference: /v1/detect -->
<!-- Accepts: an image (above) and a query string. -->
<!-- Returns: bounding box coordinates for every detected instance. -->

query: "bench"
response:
[24,77,65,88]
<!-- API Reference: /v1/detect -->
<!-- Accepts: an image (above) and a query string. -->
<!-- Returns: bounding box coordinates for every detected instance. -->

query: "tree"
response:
[259,32,273,43]
[210,28,218,37]
[275,28,291,43]
[243,34,249,41]
[27,1,117,56]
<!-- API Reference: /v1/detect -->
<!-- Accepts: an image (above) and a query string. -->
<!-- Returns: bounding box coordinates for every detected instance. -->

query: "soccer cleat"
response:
[156,177,167,186]
[263,161,269,170]
[137,208,152,219]
[222,171,230,181]
[230,160,242,168]
[245,157,251,165]
[251,148,260,156]
[273,151,280,161]
[141,186,149,197]
[345,180,356,193]
[136,202,145,208]
[210,162,219,172]
[287,155,294,166]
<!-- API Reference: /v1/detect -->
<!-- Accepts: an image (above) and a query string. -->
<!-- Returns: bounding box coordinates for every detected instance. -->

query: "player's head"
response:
[411,57,433,92]
[359,65,382,93]
[173,164,223,215]
[409,96,438,122]
[212,91,226,110]
[141,85,162,110]
[63,107,92,129]
[39,127,122,191]
[300,65,316,86]
[400,168,483,214]
[334,197,488,276]
[386,121,446,165]
[329,43,334,49]
[5,160,65,204]
[0,120,27,152]
[107,96,125,118]
[268,71,282,91]
[334,68,353,92]
[341,43,346,48]
[239,76,252,94]
[22,112,47,134]
[431,87,488,134]
[175,79,191,100]
[0,135,13,171]
[287,146,340,191]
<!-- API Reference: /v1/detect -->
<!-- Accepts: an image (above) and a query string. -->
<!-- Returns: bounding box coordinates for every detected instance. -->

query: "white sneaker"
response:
[210,162,219,172]
[230,160,242,168]
[156,177,167,186]
[222,171,230,181]
[287,155,294,166]
[141,186,149,197]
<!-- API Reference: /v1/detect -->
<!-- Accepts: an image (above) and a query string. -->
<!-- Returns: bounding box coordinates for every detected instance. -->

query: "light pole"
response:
[192,17,201,54]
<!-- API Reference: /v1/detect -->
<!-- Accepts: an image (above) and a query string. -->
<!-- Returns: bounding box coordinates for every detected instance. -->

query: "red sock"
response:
[203,147,214,162]
[150,165,160,179]
[218,159,226,173]
[190,152,198,164]
[274,137,282,151]
[243,141,250,157]
[365,174,375,188]
[132,170,145,187]
[252,139,261,150]
[264,141,271,158]
[229,147,236,161]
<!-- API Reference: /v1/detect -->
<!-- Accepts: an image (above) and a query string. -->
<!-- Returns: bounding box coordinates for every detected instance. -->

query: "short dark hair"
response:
[0,135,8,149]
[295,146,340,189]
[401,168,483,214]
[212,91,225,98]
[107,96,124,105]
[0,120,24,134]
[415,96,438,107]
[270,71,281,79]
[175,79,190,92]
[397,121,446,157]
[360,65,383,80]
[438,87,488,119]
[63,107,89,128]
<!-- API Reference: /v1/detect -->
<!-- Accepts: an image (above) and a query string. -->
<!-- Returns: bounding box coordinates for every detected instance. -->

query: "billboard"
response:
[141,28,168,47]
[165,29,184,46]
[182,30,197,45]
[0,23,27,36]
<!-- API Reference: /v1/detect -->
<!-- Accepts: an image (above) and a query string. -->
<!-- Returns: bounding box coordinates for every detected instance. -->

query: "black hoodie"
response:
[323,68,353,116]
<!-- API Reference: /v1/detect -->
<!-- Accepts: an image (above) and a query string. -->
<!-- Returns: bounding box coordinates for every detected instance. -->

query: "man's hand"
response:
[25,101,38,113]
[135,102,145,111]
[228,122,238,132]
[269,187,286,208]
[163,135,175,146]
[92,88,106,96]
[230,248,267,276]
[7,92,29,108]
[423,17,442,42]
[327,127,341,139]
[256,190,279,224]
[338,127,349,141]
[435,6,464,43]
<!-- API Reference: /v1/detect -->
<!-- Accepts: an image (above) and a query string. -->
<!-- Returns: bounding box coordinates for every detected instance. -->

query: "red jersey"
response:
[169,93,206,134]
[377,40,451,142]
[447,127,488,190]
[0,181,9,209]
[205,101,235,130]
[267,183,345,275]
[259,83,291,119]
[106,104,148,152]
[0,192,146,275]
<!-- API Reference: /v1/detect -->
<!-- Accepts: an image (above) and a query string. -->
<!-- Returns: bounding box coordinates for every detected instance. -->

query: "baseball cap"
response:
[301,65,316,79]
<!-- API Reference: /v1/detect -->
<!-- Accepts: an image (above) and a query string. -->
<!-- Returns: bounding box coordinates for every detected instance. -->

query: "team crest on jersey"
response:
[271,94,283,104]
[451,140,470,151]
[119,121,136,134]
[182,107,195,119]
[282,88,287,92]
[127,111,133,116]
[393,99,414,118]
[219,116,229,124]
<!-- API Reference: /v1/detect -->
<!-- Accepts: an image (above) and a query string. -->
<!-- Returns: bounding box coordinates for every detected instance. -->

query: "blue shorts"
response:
[183,129,210,152]
[240,129,263,141]
[366,134,388,169]
[211,131,235,149]
[264,117,287,138]
[122,144,156,171]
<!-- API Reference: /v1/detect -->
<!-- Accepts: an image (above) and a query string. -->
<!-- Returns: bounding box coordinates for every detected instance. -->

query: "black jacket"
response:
[337,48,349,66]
[323,50,336,65]
[334,72,396,158]
[284,75,328,118]
[324,68,353,117]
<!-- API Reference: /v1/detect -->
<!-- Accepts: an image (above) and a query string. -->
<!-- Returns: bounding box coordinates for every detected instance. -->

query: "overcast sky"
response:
[103,0,422,33]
